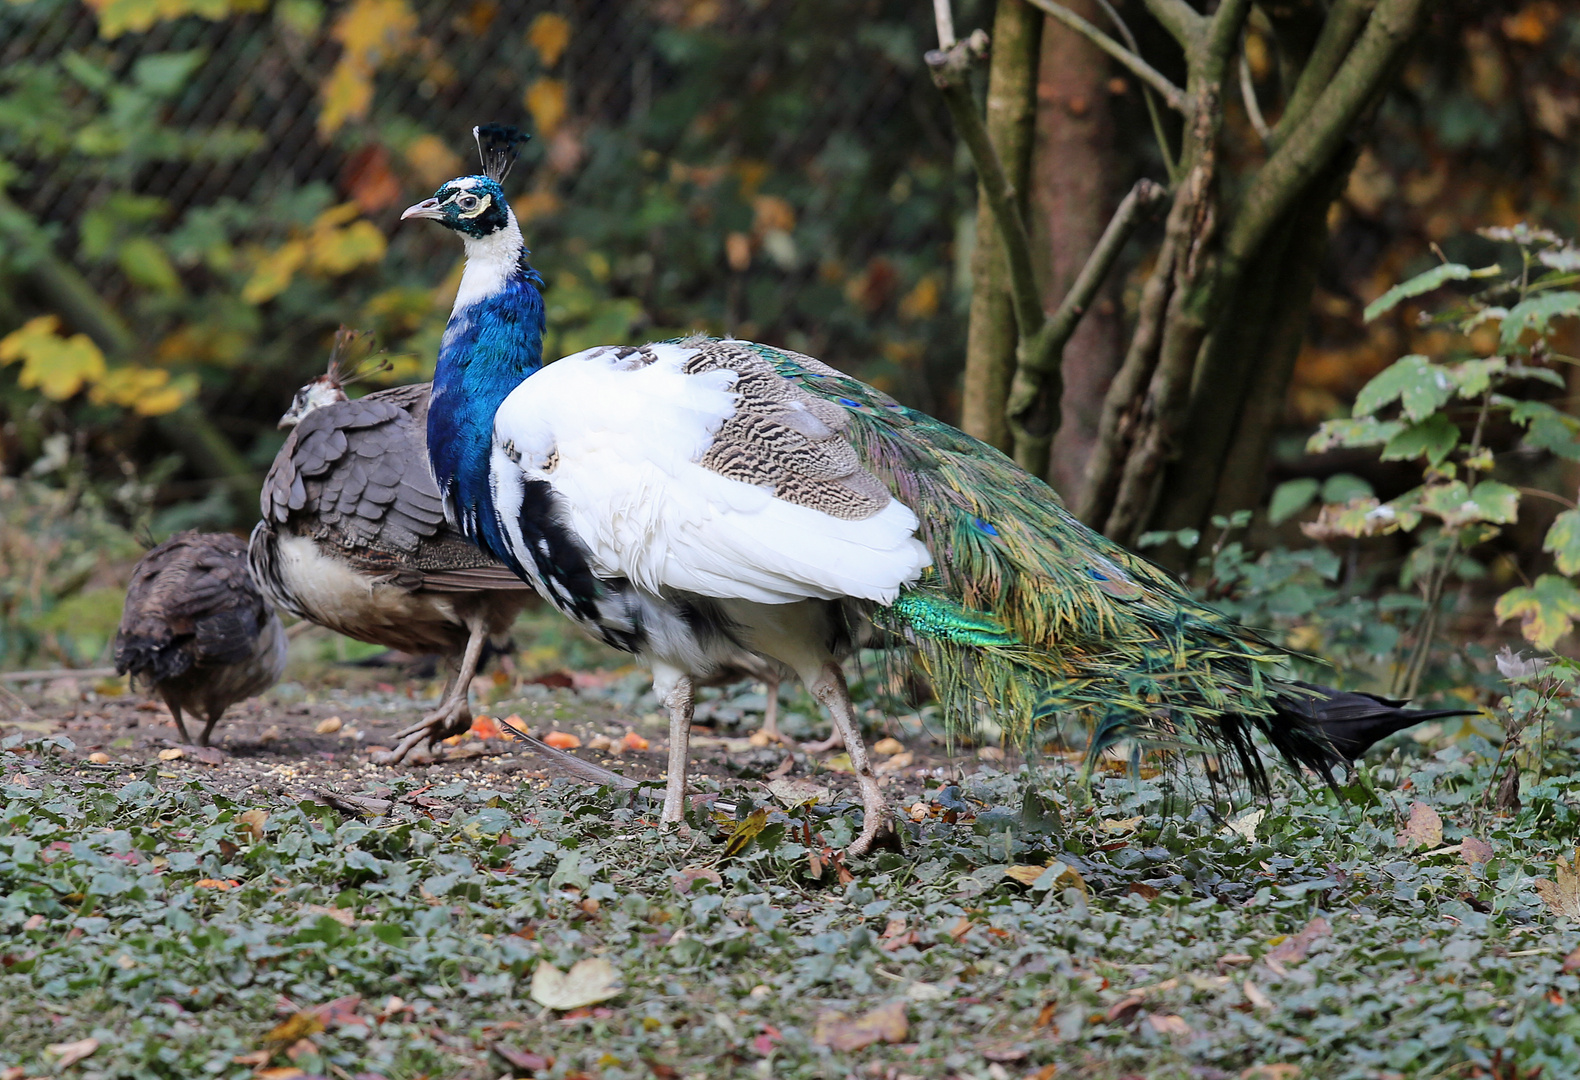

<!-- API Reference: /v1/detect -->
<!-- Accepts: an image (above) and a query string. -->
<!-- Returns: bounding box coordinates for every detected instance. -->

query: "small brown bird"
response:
[248,334,537,762]
[115,531,287,746]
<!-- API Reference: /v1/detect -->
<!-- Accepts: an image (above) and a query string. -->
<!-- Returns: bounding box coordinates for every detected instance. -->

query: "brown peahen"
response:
[115,531,286,746]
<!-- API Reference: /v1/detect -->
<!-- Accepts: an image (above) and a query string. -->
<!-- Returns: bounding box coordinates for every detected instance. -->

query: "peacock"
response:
[248,332,539,762]
[402,125,1467,854]
[116,531,287,747]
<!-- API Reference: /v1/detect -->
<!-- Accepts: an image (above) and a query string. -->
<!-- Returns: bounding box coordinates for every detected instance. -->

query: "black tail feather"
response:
[1274,681,1478,772]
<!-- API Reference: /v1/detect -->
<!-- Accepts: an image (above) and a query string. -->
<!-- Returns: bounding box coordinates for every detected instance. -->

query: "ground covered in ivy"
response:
[4,705,1580,1080]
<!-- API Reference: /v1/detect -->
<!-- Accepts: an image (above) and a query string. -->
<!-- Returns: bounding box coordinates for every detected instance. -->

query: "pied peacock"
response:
[404,126,1466,855]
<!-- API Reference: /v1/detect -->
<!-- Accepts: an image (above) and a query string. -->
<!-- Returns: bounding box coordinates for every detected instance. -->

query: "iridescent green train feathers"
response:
[751,341,1352,788]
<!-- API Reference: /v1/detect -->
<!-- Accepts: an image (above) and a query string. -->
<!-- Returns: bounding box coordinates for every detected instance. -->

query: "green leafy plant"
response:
[1279,226,1580,692]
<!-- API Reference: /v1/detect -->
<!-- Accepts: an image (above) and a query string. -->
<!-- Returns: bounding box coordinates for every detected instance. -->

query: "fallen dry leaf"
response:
[238,809,268,840]
[493,1044,552,1073]
[622,730,649,751]
[315,716,342,734]
[1267,916,1331,964]
[231,1050,270,1066]
[1222,808,1264,842]
[872,737,905,755]
[46,1037,98,1068]
[195,878,240,890]
[1535,848,1580,920]
[1243,979,1273,1011]
[1397,801,1443,850]
[1105,995,1145,1024]
[670,866,723,894]
[1003,864,1046,886]
[874,751,914,775]
[1563,945,1580,974]
[1461,836,1494,866]
[1100,815,1143,835]
[1241,1066,1300,1080]
[468,715,504,740]
[188,745,225,766]
[814,999,907,1050]
[542,731,581,750]
[157,747,183,761]
[766,776,833,807]
[822,752,854,773]
[529,957,623,1010]
[303,904,356,927]
[265,1011,324,1047]
[255,1069,306,1080]
[1147,1013,1192,1037]
[87,752,109,764]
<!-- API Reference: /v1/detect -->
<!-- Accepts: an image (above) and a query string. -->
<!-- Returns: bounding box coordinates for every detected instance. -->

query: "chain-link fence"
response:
[1,0,968,402]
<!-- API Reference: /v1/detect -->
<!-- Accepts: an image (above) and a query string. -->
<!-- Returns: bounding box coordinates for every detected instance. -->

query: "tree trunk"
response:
[959,0,1041,453]
[1025,0,1123,501]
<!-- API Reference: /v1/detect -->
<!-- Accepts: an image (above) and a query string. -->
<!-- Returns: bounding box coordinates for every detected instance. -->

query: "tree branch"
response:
[1005,179,1168,454]
[933,0,957,47]
[1204,0,1253,76]
[1239,50,1271,144]
[1092,0,1179,180]
[1271,0,1371,145]
[1227,0,1426,268]
[927,36,1046,343]
[1140,0,1204,50]
[1024,0,1190,113]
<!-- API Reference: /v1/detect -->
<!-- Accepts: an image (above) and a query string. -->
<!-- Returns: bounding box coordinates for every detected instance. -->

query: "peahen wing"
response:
[260,384,531,593]
[115,532,271,683]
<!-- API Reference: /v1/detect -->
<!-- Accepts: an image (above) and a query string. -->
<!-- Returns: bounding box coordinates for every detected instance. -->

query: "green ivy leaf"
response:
[1496,574,1580,650]
[1444,357,1505,397]
[1381,414,1460,465]
[1510,400,1580,461]
[1363,263,1498,322]
[1307,416,1404,454]
[1416,480,1519,527]
[1545,510,1580,575]
[1500,291,1580,354]
[1321,473,1374,504]
[1268,478,1320,526]
[1354,355,1455,421]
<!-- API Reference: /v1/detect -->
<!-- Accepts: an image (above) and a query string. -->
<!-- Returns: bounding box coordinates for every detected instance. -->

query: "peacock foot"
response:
[372,698,473,765]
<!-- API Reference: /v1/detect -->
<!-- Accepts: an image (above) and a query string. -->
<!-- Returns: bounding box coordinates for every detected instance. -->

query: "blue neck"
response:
[427,254,545,549]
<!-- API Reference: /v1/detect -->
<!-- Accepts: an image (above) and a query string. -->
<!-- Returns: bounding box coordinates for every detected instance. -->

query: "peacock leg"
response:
[379,615,487,764]
[657,665,694,825]
[810,660,886,856]
[758,673,788,744]
[198,710,221,748]
[800,729,842,754]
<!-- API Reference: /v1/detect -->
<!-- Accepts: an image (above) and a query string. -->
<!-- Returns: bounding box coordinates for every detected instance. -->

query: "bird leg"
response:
[810,660,887,856]
[198,711,221,748]
[660,671,695,826]
[379,615,488,765]
[757,674,791,744]
[800,729,843,754]
[163,695,193,745]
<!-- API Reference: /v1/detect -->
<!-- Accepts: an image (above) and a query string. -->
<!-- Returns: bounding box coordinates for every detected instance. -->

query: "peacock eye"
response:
[457,195,480,211]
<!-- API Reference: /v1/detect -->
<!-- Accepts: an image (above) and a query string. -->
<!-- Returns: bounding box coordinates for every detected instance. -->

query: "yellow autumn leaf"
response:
[525,77,567,137]
[308,219,387,275]
[319,58,373,136]
[898,274,941,320]
[313,202,364,231]
[242,239,307,304]
[331,0,418,61]
[0,315,107,400]
[88,366,194,416]
[85,0,233,39]
[527,11,571,67]
[404,133,464,187]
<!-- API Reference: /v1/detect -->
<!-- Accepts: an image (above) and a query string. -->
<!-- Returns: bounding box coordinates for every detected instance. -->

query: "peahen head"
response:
[277,327,391,428]
[400,124,530,240]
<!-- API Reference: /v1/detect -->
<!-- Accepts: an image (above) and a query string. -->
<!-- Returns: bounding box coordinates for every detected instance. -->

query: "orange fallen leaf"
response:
[265,1011,325,1046]
[1397,801,1443,850]
[238,809,268,840]
[543,731,581,750]
[158,748,184,761]
[195,878,241,890]
[1267,916,1331,964]
[469,715,504,740]
[622,730,649,751]
[1461,836,1494,866]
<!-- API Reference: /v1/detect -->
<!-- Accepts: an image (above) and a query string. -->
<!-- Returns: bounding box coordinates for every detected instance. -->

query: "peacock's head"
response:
[278,327,389,428]
[401,124,530,240]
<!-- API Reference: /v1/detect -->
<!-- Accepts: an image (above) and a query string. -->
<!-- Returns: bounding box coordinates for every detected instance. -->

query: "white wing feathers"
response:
[491,342,930,606]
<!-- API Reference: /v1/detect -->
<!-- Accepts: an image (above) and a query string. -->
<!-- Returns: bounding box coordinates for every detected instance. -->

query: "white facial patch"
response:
[456,193,493,219]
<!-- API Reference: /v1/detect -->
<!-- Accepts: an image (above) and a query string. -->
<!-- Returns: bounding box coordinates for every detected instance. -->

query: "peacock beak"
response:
[401,198,444,221]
